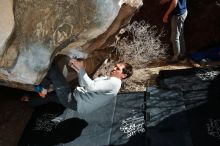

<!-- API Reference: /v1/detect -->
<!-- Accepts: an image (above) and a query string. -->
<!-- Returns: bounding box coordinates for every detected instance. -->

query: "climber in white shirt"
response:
[22,58,133,114]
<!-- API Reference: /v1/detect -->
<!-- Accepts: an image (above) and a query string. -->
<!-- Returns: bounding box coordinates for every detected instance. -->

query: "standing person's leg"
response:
[179,10,188,57]
[171,15,181,61]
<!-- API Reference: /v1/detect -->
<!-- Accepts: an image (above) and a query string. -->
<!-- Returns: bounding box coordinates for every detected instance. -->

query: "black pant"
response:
[28,63,77,110]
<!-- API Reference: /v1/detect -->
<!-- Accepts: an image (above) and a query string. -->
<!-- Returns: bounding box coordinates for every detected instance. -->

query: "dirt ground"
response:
[121,62,191,92]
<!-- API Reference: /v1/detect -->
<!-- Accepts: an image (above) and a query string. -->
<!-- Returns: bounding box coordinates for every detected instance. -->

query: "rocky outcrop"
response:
[0,0,14,58]
[0,0,142,90]
[1,0,219,91]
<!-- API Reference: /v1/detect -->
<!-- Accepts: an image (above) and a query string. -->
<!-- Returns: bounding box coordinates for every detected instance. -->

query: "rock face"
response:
[0,0,14,58]
[1,0,219,91]
[133,0,220,53]
[0,0,143,90]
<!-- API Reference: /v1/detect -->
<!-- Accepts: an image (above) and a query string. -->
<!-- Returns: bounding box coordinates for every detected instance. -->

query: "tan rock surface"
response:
[0,0,142,91]
[0,0,14,56]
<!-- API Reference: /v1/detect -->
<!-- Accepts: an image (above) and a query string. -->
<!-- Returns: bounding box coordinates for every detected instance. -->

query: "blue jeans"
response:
[28,62,77,110]
[171,10,188,58]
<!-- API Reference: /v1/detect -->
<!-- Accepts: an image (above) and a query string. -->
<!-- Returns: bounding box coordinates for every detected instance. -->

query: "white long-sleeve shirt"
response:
[72,68,122,114]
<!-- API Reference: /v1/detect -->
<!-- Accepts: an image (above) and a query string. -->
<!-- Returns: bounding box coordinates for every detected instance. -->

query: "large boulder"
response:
[0,0,143,91]
[0,0,14,59]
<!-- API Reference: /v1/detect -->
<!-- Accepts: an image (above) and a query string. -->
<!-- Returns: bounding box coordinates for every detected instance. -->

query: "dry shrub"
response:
[94,21,168,92]
[115,20,168,68]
